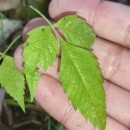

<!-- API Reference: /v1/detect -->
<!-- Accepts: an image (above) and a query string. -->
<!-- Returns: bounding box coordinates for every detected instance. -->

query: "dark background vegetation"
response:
[0,0,129,130]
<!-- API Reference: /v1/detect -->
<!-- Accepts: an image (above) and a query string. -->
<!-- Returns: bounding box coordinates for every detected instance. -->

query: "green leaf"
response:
[56,15,95,48]
[0,55,25,111]
[22,14,106,130]
[23,27,58,101]
[59,40,106,130]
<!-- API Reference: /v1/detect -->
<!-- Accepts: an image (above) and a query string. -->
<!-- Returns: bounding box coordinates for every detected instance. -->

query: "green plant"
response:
[0,5,106,130]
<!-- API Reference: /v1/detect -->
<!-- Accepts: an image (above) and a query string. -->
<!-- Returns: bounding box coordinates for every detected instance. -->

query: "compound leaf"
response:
[0,55,25,111]
[56,15,95,48]
[59,40,106,130]
[23,27,58,101]
[22,14,106,130]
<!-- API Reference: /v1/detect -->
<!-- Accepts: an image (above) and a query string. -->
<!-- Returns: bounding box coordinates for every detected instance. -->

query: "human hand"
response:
[14,0,130,130]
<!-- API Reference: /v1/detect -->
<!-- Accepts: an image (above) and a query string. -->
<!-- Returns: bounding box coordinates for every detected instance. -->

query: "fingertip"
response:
[49,0,75,21]
[22,18,48,41]
[37,57,60,79]
[49,0,100,23]
[49,0,60,20]
[13,44,24,71]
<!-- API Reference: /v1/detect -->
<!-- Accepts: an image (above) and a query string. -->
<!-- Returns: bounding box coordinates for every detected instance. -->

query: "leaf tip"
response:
[30,94,34,102]
[21,105,26,113]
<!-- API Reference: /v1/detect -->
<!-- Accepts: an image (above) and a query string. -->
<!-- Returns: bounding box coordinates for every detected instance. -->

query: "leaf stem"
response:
[29,5,61,42]
[47,115,51,130]
[0,34,21,60]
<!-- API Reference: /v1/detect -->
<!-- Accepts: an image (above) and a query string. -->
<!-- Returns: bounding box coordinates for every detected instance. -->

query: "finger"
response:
[35,75,129,130]
[49,0,130,48]
[37,57,60,78]
[14,44,23,71]
[92,37,130,91]
[105,81,130,128]
[22,18,48,41]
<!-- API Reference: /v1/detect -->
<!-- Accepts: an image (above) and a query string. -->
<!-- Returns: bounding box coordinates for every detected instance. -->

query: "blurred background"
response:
[0,0,130,130]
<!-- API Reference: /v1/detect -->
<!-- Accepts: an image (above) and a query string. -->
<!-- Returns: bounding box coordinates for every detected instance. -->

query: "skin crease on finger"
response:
[92,38,130,92]
[22,17,48,41]
[49,0,130,49]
